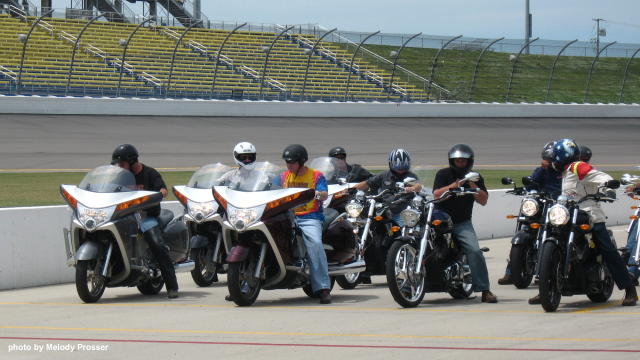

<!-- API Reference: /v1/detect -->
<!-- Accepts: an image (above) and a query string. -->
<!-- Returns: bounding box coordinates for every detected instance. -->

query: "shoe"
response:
[528,294,541,305]
[360,275,372,284]
[319,289,332,304]
[622,286,638,306]
[497,274,512,285]
[225,294,233,302]
[481,290,497,303]
[167,289,179,299]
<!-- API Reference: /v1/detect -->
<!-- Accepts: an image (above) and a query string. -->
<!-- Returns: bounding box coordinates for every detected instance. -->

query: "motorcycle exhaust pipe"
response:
[328,260,366,276]
[174,261,196,273]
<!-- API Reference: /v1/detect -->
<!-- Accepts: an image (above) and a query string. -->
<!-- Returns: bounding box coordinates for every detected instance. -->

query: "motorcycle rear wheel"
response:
[137,276,165,295]
[227,253,261,306]
[539,242,562,312]
[191,246,218,287]
[510,244,534,289]
[76,260,106,303]
[336,272,361,289]
[586,265,614,303]
[386,241,425,308]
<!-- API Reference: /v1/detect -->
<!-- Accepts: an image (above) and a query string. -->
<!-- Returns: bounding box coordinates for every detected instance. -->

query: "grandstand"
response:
[0,7,428,101]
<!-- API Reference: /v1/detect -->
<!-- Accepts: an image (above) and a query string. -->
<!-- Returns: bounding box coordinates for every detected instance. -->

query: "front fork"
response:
[563,208,580,279]
[212,232,223,265]
[253,242,268,279]
[415,204,434,275]
[356,199,377,259]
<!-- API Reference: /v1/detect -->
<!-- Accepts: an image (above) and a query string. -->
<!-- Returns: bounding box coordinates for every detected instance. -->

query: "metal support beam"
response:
[16,9,54,95]
[505,37,539,102]
[258,25,294,100]
[66,13,103,96]
[166,20,202,98]
[584,41,616,103]
[427,35,462,100]
[116,17,155,97]
[467,37,503,102]
[301,27,336,101]
[211,22,247,99]
[619,47,640,103]
[387,32,421,101]
[344,30,380,102]
[544,39,577,102]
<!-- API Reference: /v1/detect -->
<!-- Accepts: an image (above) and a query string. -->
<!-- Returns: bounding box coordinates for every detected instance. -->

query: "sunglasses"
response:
[238,154,254,161]
[285,159,298,164]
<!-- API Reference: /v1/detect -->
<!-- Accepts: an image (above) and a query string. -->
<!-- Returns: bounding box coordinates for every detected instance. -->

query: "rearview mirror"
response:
[605,180,620,189]
[337,177,347,185]
[501,177,513,185]
[403,177,417,187]
[621,173,640,185]
[463,172,480,183]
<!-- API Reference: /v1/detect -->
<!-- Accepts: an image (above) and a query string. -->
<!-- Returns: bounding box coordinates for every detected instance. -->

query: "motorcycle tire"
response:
[509,244,534,289]
[586,265,614,303]
[191,247,218,287]
[302,277,335,298]
[137,277,165,295]
[539,242,562,312]
[336,273,361,289]
[75,260,106,303]
[448,256,474,299]
[386,241,425,308]
[227,254,261,306]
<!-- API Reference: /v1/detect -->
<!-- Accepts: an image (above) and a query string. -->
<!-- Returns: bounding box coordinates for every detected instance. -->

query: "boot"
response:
[481,290,498,303]
[622,286,638,306]
[528,294,541,305]
[498,274,512,285]
[319,289,332,304]
[143,226,179,297]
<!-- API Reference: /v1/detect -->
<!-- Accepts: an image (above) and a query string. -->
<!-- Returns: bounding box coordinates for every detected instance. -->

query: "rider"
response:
[433,144,498,303]
[498,141,562,285]
[218,142,258,186]
[353,149,422,284]
[529,139,637,306]
[111,144,179,299]
[272,144,332,304]
[328,146,372,182]
[625,180,640,282]
[579,145,592,163]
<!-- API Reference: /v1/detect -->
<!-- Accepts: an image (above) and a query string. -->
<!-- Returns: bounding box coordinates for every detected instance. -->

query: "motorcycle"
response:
[502,176,554,288]
[386,172,482,308]
[61,165,192,303]
[213,162,365,306]
[621,173,640,273]
[537,179,620,312]
[173,163,231,286]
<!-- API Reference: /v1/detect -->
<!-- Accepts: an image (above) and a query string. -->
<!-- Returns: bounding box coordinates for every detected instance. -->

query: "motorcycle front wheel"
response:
[509,244,534,289]
[75,260,106,303]
[539,242,563,312]
[336,272,361,289]
[227,251,261,306]
[191,246,219,287]
[586,264,614,303]
[386,241,425,308]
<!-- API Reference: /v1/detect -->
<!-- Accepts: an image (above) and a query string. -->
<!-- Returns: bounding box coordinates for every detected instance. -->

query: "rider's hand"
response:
[626,184,636,197]
[160,188,168,198]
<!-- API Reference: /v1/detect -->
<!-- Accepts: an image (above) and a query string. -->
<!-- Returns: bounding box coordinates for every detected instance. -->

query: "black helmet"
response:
[448,144,474,174]
[282,144,308,165]
[111,144,139,165]
[578,145,592,162]
[541,141,555,160]
[328,146,347,159]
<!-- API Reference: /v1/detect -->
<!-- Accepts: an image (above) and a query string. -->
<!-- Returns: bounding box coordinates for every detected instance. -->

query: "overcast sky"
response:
[56,1,640,43]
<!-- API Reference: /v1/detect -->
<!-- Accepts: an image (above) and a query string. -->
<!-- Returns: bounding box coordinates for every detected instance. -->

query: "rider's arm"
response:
[433,169,459,199]
[469,177,488,206]
[355,172,383,191]
[316,174,329,201]
[149,168,168,198]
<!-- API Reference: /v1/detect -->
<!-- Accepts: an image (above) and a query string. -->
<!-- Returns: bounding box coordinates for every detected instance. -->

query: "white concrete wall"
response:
[1,95,639,117]
[0,194,635,290]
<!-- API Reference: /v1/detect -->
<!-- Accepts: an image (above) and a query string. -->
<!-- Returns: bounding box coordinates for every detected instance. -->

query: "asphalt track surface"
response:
[0,227,638,359]
[1,115,639,171]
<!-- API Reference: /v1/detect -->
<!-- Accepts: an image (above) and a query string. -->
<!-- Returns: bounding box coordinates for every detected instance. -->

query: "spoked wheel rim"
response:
[198,246,217,282]
[85,261,105,298]
[548,251,562,309]
[393,244,424,303]
[237,257,260,299]
[525,247,537,276]
[344,272,360,284]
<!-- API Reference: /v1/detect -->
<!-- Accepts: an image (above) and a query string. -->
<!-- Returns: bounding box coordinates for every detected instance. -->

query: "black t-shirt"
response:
[346,163,373,182]
[433,167,487,224]
[134,164,166,217]
[366,170,419,213]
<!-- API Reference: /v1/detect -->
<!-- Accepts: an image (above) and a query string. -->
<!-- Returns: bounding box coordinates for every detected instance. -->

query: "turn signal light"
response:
[579,224,591,231]
[61,188,77,209]
[506,215,516,219]
[631,206,638,210]
[266,192,302,211]
[631,215,639,220]
[530,223,541,229]
[173,188,188,207]
[116,195,150,211]
[432,219,442,226]
[391,226,400,233]
[213,190,227,210]
[374,216,383,221]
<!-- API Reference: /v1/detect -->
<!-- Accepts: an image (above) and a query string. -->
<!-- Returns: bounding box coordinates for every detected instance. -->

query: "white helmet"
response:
[233,142,257,169]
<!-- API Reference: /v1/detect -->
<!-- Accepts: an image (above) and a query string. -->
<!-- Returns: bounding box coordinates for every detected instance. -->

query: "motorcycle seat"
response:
[323,208,340,232]
[158,209,174,230]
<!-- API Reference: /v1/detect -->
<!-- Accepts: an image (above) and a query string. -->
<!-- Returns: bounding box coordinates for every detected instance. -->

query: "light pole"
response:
[387,32,421,101]
[211,22,247,99]
[16,9,55,94]
[66,12,104,96]
[166,20,203,98]
[258,25,294,100]
[344,30,379,102]
[525,0,532,54]
[301,27,336,101]
[117,17,156,97]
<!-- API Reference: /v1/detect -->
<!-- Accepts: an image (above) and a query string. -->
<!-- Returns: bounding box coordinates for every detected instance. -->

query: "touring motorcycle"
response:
[213,162,365,306]
[61,165,192,303]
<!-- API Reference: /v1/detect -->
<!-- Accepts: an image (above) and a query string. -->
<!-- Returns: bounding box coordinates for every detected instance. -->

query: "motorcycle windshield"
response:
[308,157,348,185]
[78,165,136,193]
[226,162,282,192]
[187,163,232,189]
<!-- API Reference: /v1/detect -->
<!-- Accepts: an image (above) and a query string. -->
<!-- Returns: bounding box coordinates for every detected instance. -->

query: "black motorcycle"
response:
[538,180,620,312]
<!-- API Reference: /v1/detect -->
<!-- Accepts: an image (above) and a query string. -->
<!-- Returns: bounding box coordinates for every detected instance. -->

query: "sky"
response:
[55,1,640,43]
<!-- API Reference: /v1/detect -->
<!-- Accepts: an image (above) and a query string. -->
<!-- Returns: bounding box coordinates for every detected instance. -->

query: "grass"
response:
[0,169,628,208]
[338,42,640,103]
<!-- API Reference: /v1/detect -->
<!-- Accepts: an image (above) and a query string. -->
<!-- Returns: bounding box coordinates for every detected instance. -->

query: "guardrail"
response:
[0,65,17,80]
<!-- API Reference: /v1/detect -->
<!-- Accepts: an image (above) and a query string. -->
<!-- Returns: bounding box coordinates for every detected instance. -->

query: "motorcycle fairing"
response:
[173,185,214,204]
[61,185,161,210]
[213,186,313,210]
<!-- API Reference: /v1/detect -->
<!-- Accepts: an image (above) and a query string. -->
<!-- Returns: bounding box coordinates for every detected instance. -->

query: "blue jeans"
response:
[296,217,331,293]
[392,213,404,228]
[627,220,640,279]
[452,220,490,292]
[140,217,159,233]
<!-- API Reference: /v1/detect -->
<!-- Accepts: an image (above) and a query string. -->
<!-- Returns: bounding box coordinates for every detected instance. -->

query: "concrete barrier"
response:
[0,193,636,290]
[1,95,639,117]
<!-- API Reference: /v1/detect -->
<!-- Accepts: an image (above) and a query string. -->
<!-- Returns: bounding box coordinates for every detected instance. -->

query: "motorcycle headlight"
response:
[548,204,570,226]
[188,200,218,223]
[345,202,364,218]
[76,203,116,232]
[400,208,421,228]
[227,204,265,231]
[520,199,539,217]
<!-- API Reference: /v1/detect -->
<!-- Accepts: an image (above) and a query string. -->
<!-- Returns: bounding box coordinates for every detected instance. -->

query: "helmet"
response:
[233,142,257,169]
[448,144,474,173]
[388,148,411,172]
[552,138,580,171]
[578,145,592,162]
[111,144,139,166]
[282,144,308,165]
[328,146,347,159]
[541,141,555,160]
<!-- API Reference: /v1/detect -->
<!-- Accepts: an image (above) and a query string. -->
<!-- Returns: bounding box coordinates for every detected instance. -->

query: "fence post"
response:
[427,35,462,100]
[619,47,640,103]
[344,30,380,102]
[505,37,539,102]
[301,28,336,101]
[166,20,203,98]
[387,32,421,101]
[584,41,617,103]
[544,39,578,102]
[66,12,103,96]
[210,22,247,99]
[467,37,503,102]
